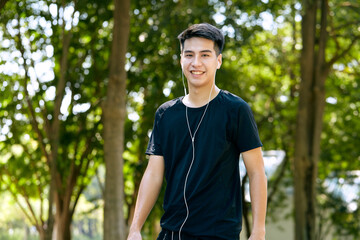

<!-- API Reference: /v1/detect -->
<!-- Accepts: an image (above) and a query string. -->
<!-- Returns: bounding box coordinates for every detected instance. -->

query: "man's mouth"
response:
[190,71,204,75]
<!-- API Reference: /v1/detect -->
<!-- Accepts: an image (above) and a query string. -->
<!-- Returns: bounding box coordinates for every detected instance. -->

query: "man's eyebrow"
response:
[183,49,213,53]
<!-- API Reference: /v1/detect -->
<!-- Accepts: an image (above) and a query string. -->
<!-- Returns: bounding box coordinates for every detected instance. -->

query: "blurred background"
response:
[0,0,359,239]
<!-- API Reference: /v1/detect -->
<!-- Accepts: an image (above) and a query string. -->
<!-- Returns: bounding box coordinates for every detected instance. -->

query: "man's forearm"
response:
[130,169,163,232]
[129,156,164,235]
[248,171,267,236]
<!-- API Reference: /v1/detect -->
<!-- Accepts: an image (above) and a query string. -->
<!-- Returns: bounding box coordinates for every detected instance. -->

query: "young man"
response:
[128,23,267,240]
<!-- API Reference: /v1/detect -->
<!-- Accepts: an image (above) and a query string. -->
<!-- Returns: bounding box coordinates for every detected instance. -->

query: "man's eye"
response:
[185,54,193,57]
[202,54,209,57]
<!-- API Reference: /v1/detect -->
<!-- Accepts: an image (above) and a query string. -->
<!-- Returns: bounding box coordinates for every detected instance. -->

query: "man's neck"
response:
[183,85,220,108]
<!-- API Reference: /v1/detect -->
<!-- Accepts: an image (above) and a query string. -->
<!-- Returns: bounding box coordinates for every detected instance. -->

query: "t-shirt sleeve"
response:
[235,101,263,153]
[145,109,163,156]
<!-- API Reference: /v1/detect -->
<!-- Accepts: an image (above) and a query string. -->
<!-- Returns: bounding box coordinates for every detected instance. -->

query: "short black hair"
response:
[177,23,224,56]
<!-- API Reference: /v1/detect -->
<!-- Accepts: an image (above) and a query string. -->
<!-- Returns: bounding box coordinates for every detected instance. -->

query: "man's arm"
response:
[242,147,267,240]
[127,155,165,240]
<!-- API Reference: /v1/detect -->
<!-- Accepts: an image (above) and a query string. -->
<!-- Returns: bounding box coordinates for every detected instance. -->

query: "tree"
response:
[2,0,359,239]
[103,0,130,239]
[294,0,360,239]
[0,0,111,239]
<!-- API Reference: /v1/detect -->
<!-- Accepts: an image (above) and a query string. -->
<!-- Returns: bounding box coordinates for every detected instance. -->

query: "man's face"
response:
[180,37,222,89]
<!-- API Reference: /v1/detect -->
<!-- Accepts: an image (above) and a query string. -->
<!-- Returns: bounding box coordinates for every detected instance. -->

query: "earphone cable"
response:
[179,83,214,240]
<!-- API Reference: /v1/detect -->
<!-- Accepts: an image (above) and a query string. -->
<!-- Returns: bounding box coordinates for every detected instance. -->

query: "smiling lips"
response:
[190,70,205,75]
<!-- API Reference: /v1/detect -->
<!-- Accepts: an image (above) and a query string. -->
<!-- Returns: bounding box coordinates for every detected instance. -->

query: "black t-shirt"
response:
[146,90,263,239]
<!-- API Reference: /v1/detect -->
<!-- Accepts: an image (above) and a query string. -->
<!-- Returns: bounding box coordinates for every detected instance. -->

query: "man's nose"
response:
[192,55,201,66]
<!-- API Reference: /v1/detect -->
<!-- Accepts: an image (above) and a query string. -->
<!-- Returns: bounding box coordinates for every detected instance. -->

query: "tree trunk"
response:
[54,176,76,240]
[44,182,55,240]
[294,0,329,239]
[51,25,72,240]
[103,0,130,239]
[55,210,72,240]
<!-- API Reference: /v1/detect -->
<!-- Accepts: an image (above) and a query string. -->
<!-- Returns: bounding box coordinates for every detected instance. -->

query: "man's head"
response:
[177,23,224,56]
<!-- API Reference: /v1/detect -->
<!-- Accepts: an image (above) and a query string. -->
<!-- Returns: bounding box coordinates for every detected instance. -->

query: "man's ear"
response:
[217,54,222,69]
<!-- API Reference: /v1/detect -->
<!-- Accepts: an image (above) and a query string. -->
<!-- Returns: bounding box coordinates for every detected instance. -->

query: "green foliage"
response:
[1,0,360,239]
[318,43,360,237]
[0,0,112,237]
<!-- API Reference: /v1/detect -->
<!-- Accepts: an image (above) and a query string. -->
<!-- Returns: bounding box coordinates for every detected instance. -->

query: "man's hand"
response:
[127,230,142,240]
[248,232,265,240]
